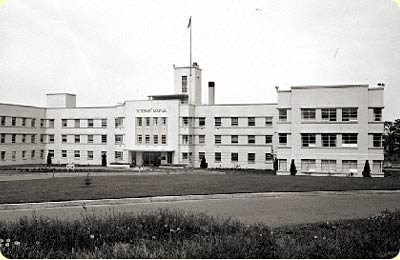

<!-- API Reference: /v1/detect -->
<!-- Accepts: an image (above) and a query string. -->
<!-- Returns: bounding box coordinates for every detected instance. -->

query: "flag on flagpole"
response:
[187,16,191,28]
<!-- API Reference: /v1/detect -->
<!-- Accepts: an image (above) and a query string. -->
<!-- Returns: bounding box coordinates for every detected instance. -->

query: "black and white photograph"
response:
[0,0,400,258]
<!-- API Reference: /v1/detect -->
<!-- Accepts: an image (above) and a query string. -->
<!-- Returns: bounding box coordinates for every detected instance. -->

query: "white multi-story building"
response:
[0,63,385,176]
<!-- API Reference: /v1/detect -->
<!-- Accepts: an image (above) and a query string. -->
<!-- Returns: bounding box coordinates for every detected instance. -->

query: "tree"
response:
[46,153,52,165]
[383,120,400,156]
[290,159,297,176]
[273,158,278,173]
[362,160,371,177]
[200,157,208,169]
[101,153,107,167]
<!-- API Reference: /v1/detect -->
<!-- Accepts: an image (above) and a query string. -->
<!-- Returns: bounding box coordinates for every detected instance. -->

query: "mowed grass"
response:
[1,209,399,258]
[1,173,400,204]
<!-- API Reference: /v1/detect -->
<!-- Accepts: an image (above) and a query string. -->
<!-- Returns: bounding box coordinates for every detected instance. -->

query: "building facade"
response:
[0,63,385,176]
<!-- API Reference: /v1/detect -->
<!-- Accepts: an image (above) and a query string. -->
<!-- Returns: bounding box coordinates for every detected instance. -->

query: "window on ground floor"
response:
[278,159,287,171]
[215,152,221,162]
[301,159,316,172]
[231,153,238,162]
[62,150,67,158]
[342,160,357,174]
[1,151,5,161]
[372,160,383,173]
[198,152,205,162]
[115,151,123,161]
[74,150,80,159]
[87,151,94,160]
[321,160,336,173]
[248,153,256,164]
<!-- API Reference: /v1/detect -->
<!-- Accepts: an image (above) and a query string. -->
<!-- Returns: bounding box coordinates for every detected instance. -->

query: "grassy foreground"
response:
[0,209,399,259]
[1,173,400,204]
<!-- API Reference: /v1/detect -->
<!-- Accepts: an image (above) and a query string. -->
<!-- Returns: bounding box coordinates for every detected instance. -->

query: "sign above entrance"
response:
[136,108,167,113]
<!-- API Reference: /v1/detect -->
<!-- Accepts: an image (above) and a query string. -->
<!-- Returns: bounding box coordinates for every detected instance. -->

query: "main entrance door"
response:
[143,152,161,166]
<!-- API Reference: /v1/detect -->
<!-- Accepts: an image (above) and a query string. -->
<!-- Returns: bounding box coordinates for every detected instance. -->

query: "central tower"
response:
[173,62,202,105]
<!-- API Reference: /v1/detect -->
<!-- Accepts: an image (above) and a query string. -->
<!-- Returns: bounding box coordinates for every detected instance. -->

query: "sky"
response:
[0,0,399,120]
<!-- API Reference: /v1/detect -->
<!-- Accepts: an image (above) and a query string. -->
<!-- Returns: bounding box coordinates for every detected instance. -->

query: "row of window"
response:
[181,152,274,164]
[0,116,37,128]
[278,159,383,173]
[181,135,273,145]
[278,133,383,148]
[278,108,383,122]
[137,117,168,127]
[137,134,167,145]
[1,150,45,161]
[1,133,37,144]
[182,117,273,128]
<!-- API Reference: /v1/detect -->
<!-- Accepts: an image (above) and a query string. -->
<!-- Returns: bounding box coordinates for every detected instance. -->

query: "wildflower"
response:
[5,243,9,247]
[90,234,95,239]
[35,241,40,245]
[314,235,318,239]
[322,236,326,240]
[170,229,174,233]
[164,224,168,228]
[14,241,20,246]
[326,221,330,225]
[176,227,181,231]
[151,236,156,239]
[270,231,274,235]
[6,239,10,243]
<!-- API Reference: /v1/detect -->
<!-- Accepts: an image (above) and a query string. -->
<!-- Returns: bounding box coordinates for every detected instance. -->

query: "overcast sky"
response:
[0,0,399,120]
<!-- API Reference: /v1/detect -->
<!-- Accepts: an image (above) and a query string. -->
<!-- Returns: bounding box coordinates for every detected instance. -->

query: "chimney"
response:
[208,81,215,105]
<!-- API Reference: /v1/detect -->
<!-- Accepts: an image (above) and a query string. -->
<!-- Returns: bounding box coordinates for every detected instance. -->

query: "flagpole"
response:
[189,16,192,77]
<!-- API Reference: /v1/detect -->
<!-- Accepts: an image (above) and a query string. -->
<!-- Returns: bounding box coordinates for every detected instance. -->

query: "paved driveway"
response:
[1,191,400,227]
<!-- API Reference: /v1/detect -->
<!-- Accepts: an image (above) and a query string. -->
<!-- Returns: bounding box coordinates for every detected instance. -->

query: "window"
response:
[342,160,357,173]
[215,117,221,127]
[48,150,54,158]
[342,108,358,121]
[265,135,272,144]
[153,118,158,126]
[12,151,16,161]
[373,134,383,148]
[0,134,5,143]
[265,117,272,126]
[12,117,16,126]
[74,150,80,159]
[62,150,67,158]
[322,160,336,173]
[115,134,123,144]
[199,117,205,127]
[162,135,167,144]
[231,153,238,162]
[342,133,358,147]
[87,151,94,160]
[62,119,67,127]
[115,151,123,160]
[322,134,336,147]
[373,108,382,121]
[74,135,80,143]
[101,135,107,144]
[145,117,150,127]
[31,134,36,144]
[182,152,188,160]
[322,109,337,121]
[31,118,35,127]
[137,135,142,144]
[162,117,167,125]
[88,135,94,144]
[231,117,238,126]
[248,117,255,126]
[40,150,44,159]
[373,160,383,173]
[248,135,255,144]
[1,116,5,126]
[40,119,44,128]
[145,135,150,144]
[248,153,255,164]
[115,117,124,128]
[199,152,205,162]
[215,152,221,162]
[49,134,54,143]
[31,150,35,159]
[1,151,5,161]
[265,153,273,162]
[231,135,238,144]
[61,135,67,143]
[199,135,205,144]
[49,119,55,128]
[182,75,188,93]
[182,135,189,144]
[137,117,142,126]
[75,119,80,128]
[301,109,316,121]
[22,118,26,126]
[278,159,287,171]
[22,150,26,160]
[279,133,287,146]
[88,119,94,128]
[301,159,316,172]
[12,134,16,143]
[302,134,316,147]
[101,119,107,127]
[215,135,221,144]
[279,109,287,121]
[22,134,26,143]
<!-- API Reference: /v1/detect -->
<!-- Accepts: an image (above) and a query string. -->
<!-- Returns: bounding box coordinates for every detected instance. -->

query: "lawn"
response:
[1,209,399,258]
[0,173,400,204]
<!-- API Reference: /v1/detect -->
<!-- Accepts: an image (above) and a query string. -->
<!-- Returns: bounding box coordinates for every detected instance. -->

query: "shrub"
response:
[362,160,371,177]
[290,159,297,176]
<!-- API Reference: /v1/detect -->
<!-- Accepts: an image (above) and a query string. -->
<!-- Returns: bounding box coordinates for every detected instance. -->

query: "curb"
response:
[1,190,400,211]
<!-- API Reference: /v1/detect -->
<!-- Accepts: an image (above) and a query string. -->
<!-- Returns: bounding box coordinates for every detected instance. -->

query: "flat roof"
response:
[148,94,188,100]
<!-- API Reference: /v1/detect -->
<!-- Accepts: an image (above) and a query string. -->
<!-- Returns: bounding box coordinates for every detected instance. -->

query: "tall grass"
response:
[1,209,399,258]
